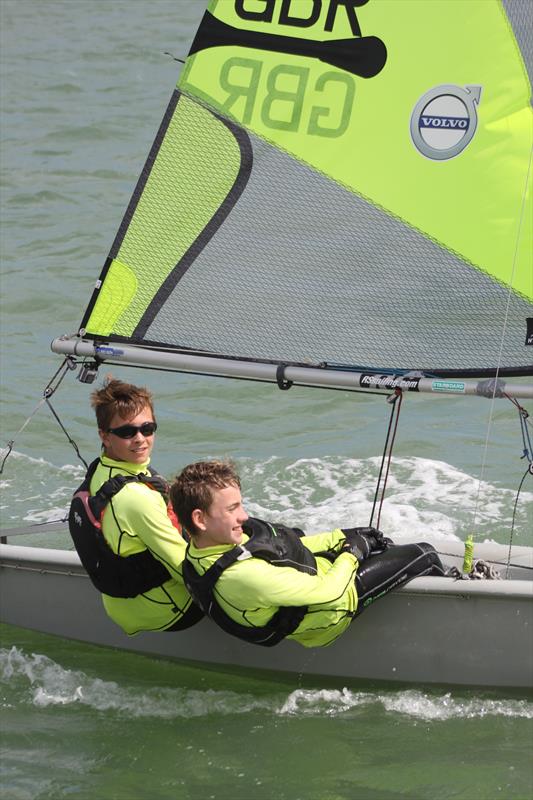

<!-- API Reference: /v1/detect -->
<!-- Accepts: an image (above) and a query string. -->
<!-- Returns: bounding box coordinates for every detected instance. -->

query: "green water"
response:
[1,2,532,798]
[2,625,532,800]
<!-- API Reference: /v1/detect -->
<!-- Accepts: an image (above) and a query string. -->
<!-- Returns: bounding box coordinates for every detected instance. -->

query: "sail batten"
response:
[73,1,532,382]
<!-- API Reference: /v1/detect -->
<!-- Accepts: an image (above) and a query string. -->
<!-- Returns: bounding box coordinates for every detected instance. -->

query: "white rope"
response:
[0,357,79,475]
[0,398,47,474]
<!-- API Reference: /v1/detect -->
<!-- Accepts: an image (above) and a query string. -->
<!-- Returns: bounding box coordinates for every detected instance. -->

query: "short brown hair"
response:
[170,460,241,535]
[90,376,155,431]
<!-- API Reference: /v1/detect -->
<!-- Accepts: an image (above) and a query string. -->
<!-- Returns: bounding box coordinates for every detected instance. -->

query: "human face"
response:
[192,484,249,549]
[99,407,156,464]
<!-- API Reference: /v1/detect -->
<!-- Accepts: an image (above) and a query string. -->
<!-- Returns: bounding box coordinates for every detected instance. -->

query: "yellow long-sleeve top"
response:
[187,529,359,647]
[90,455,194,635]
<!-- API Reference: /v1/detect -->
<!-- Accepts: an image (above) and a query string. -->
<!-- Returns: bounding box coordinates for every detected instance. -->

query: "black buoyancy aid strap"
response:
[89,474,139,517]
[182,519,315,647]
[89,462,169,517]
[196,547,245,598]
[187,518,318,597]
[242,518,317,573]
[80,457,101,489]
[182,555,306,647]
[244,519,341,566]
[164,600,205,631]
[182,546,246,614]
[69,458,173,598]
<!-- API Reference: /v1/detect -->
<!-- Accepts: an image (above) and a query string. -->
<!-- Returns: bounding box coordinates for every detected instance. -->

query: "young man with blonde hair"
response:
[170,460,445,648]
[69,377,202,635]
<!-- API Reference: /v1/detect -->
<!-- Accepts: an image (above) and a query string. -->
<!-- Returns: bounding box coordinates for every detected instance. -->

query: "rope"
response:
[45,398,89,470]
[445,560,502,580]
[505,465,532,579]
[505,394,533,463]
[0,357,89,475]
[435,547,533,573]
[1,358,74,474]
[500,396,533,577]
[369,389,403,530]
[469,143,532,539]
[0,399,47,475]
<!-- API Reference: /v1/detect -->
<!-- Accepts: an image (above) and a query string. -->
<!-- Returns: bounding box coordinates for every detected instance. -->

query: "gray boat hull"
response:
[1,538,532,688]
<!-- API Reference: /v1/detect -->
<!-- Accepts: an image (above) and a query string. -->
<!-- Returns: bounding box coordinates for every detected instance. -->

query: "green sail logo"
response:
[186,3,388,138]
[189,8,387,79]
[410,85,482,161]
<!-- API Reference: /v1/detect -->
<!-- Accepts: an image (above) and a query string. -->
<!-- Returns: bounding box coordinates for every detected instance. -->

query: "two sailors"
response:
[71,377,444,645]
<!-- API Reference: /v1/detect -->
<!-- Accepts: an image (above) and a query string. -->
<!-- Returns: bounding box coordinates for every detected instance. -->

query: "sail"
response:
[76,0,532,378]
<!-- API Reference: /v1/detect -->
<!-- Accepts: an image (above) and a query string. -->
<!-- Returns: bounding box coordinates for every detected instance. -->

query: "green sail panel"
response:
[141,113,531,373]
[82,93,248,338]
[180,0,532,302]
[80,0,533,375]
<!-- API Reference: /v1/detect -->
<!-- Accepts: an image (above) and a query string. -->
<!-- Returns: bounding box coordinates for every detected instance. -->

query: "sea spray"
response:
[243,456,531,543]
[2,647,532,722]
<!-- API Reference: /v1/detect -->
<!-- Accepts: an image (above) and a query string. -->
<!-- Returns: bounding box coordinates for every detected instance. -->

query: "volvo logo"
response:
[410,85,482,160]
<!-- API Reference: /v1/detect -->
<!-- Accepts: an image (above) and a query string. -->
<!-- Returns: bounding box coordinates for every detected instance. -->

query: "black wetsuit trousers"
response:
[353,542,444,618]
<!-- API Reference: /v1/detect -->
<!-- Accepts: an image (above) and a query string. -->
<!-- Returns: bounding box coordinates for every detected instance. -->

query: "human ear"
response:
[191,508,206,532]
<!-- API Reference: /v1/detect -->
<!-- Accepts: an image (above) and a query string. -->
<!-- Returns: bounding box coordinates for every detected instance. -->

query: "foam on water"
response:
[0,450,84,525]
[1,450,83,472]
[0,647,276,718]
[1,450,531,543]
[2,647,532,722]
[243,456,533,544]
[279,688,533,721]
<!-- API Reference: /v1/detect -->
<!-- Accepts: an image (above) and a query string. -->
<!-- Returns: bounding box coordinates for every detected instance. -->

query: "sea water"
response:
[1,2,532,799]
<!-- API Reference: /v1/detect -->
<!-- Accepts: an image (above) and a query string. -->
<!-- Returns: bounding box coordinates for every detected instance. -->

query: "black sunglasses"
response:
[106,421,158,439]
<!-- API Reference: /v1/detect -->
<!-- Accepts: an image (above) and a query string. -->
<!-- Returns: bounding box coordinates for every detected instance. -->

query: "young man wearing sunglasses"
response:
[73,377,202,635]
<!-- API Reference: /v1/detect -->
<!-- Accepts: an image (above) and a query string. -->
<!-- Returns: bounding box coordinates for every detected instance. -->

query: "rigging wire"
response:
[164,51,185,64]
[434,546,533,573]
[505,465,533,579]
[44,397,88,470]
[369,389,403,530]
[505,393,533,462]
[0,357,88,476]
[469,141,533,542]
[0,401,46,476]
[502,395,533,577]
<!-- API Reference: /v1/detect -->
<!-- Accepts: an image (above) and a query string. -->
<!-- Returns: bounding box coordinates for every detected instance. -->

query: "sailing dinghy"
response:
[1,0,532,688]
